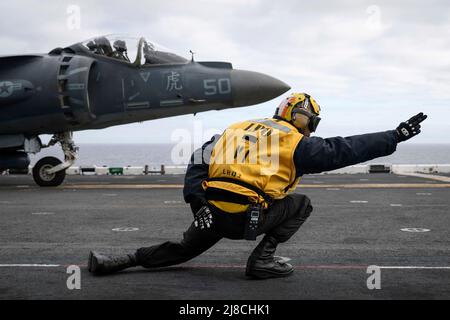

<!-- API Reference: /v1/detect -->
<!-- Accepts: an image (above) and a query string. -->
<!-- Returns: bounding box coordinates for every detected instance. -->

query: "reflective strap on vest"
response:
[205,188,252,205]
[205,177,273,205]
[251,119,292,133]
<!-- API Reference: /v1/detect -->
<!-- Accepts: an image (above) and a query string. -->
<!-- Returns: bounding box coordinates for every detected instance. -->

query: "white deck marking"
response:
[400,172,450,183]
[57,183,450,189]
[112,227,139,232]
[0,264,449,270]
[378,266,450,270]
[0,264,60,267]
[326,188,341,191]
[416,193,432,196]
[390,204,403,207]
[31,212,55,215]
[317,204,446,208]
[350,200,368,203]
[401,228,431,233]
[274,256,292,263]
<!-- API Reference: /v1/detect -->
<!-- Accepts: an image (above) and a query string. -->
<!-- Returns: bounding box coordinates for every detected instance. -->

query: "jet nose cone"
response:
[231,70,290,107]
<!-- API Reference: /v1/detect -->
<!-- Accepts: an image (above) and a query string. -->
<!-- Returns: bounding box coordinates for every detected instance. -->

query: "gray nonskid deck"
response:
[0,173,449,299]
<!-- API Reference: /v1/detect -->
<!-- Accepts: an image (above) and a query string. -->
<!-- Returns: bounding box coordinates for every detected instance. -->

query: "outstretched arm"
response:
[294,113,427,176]
[295,130,398,175]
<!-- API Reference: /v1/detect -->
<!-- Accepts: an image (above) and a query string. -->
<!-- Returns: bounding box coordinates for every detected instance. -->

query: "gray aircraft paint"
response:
[0,35,290,185]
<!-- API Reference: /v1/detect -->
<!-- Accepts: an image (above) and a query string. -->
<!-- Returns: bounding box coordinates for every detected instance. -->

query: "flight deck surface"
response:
[0,173,449,299]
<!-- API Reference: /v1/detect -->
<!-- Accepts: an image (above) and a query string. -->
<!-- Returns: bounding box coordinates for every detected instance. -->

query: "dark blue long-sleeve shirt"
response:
[184,129,398,204]
[293,130,398,175]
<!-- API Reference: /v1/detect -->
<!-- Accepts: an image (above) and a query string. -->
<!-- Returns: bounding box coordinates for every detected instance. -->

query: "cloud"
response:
[0,0,449,143]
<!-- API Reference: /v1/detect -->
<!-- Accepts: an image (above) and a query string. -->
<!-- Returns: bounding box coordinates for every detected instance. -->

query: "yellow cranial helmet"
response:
[275,93,321,132]
[276,93,320,121]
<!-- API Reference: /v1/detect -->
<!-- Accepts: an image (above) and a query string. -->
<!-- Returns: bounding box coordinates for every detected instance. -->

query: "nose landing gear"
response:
[32,156,66,187]
[32,132,78,187]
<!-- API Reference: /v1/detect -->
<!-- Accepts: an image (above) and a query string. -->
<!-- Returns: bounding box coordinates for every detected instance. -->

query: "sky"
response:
[1,0,449,144]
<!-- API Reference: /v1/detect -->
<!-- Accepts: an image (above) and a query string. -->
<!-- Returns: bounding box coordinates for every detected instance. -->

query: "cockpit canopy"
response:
[78,35,188,66]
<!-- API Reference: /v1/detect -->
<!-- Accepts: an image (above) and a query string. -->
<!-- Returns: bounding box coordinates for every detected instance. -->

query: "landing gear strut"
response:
[32,132,78,187]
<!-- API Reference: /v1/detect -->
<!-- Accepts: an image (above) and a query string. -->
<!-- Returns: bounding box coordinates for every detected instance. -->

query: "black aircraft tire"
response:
[32,157,66,187]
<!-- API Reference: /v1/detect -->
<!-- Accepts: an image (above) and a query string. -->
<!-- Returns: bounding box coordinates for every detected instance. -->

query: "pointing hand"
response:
[395,113,428,142]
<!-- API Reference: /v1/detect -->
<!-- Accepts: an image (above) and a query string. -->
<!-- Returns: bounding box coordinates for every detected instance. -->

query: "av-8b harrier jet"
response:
[0,35,290,187]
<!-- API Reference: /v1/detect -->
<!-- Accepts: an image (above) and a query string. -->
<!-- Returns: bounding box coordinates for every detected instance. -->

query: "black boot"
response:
[88,251,138,275]
[246,236,293,279]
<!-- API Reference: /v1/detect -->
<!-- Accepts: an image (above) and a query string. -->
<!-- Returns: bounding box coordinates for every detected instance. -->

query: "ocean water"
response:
[30,143,450,167]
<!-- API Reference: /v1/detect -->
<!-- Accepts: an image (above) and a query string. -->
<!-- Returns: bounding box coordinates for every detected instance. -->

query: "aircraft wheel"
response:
[32,157,66,187]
